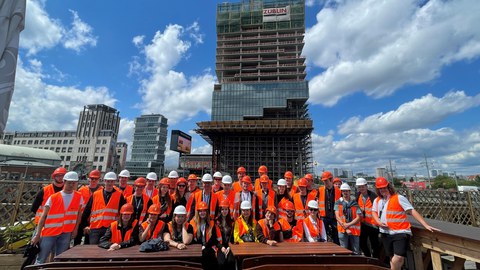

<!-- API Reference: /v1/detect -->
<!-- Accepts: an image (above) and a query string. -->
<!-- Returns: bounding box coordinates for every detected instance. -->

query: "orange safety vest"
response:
[375,194,411,232]
[288,185,299,198]
[127,193,150,223]
[336,200,361,236]
[292,193,315,220]
[152,195,172,218]
[215,190,235,217]
[141,219,166,240]
[110,219,138,244]
[41,191,82,237]
[78,185,103,206]
[318,186,341,217]
[167,222,190,242]
[233,181,252,193]
[357,195,377,227]
[233,191,257,220]
[115,185,134,198]
[258,219,280,240]
[35,184,56,224]
[186,188,202,215]
[254,179,273,192]
[190,220,222,244]
[255,189,275,219]
[143,188,158,199]
[89,189,122,229]
[303,216,323,241]
[277,197,292,220]
[282,218,303,243]
[191,192,218,220]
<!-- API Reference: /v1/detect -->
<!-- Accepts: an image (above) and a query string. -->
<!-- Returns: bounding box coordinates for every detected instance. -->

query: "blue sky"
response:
[7,0,480,177]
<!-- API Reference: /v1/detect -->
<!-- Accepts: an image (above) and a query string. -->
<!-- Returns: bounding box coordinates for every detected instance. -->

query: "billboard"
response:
[263,6,290,22]
[170,130,192,154]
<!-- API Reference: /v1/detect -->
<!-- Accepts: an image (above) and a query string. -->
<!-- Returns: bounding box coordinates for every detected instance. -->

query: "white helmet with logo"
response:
[240,201,252,210]
[202,173,213,182]
[277,179,287,186]
[213,171,223,178]
[307,200,318,209]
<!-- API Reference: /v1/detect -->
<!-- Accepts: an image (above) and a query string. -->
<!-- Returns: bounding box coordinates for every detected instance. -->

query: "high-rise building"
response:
[125,114,168,178]
[196,0,313,181]
[115,142,128,172]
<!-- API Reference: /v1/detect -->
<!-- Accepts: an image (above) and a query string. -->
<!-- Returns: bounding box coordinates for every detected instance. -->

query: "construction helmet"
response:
[355,178,367,186]
[52,167,67,178]
[222,175,233,184]
[284,171,294,179]
[120,203,134,214]
[146,172,157,181]
[168,170,179,179]
[197,201,209,211]
[213,171,222,179]
[304,173,313,181]
[188,174,198,181]
[258,165,268,174]
[118,169,130,178]
[340,183,351,191]
[260,174,269,183]
[240,201,252,210]
[159,177,170,186]
[284,201,295,211]
[241,175,252,184]
[321,171,333,181]
[333,177,342,184]
[177,177,187,185]
[174,205,187,215]
[220,199,230,208]
[237,166,246,173]
[376,177,389,188]
[266,206,277,216]
[64,171,79,181]
[148,204,161,215]
[104,172,117,181]
[298,178,308,187]
[134,177,147,187]
[202,173,213,182]
[277,179,287,186]
[307,200,318,209]
[89,170,101,179]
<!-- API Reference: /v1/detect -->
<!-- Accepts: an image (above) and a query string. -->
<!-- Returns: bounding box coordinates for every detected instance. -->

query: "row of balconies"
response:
[218,63,306,70]
[232,71,306,77]
[221,77,304,83]
[217,32,303,41]
[218,40,303,48]
[219,55,305,62]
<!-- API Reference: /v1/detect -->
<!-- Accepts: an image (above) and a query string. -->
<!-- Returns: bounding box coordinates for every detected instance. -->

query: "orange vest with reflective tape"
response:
[277,197,292,220]
[190,220,222,244]
[89,189,122,229]
[288,185,298,198]
[127,193,150,223]
[303,216,323,241]
[233,191,257,220]
[78,185,103,207]
[35,184,56,224]
[336,201,361,236]
[41,191,82,237]
[116,185,133,198]
[358,195,377,227]
[258,219,280,240]
[215,190,235,218]
[191,192,217,220]
[318,186,341,217]
[293,193,316,220]
[141,219,165,240]
[375,194,411,232]
[256,189,275,219]
[110,219,138,244]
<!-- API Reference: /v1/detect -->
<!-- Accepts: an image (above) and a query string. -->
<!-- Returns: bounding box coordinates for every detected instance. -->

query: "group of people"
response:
[30,165,439,270]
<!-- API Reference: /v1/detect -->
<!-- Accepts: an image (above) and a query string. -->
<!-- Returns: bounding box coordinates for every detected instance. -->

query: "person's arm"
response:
[31,205,50,244]
[182,224,193,244]
[80,196,93,230]
[31,189,44,214]
[140,222,150,242]
[72,205,83,240]
[371,198,386,228]
[255,222,268,244]
[335,210,347,231]
[406,209,441,232]
[119,224,140,248]
[98,227,113,249]
[320,221,327,242]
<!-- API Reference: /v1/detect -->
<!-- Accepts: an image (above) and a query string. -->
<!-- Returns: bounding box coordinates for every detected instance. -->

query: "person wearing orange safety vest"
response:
[284,171,298,197]
[168,170,179,196]
[152,178,173,223]
[140,204,167,242]
[31,171,83,265]
[212,171,224,193]
[318,171,341,244]
[233,166,251,193]
[98,203,140,250]
[372,177,440,270]
[335,183,362,254]
[116,169,133,198]
[172,177,189,210]
[233,201,257,243]
[256,175,276,219]
[31,167,66,226]
[144,172,159,199]
[74,169,103,245]
[164,205,194,250]
[215,175,235,218]
[304,173,318,198]
[81,172,126,245]
[254,165,272,192]
[186,174,201,212]
[355,177,380,258]
[333,177,342,189]
[127,177,153,223]
[303,200,326,242]
[233,175,259,220]
[188,173,218,221]
[280,201,303,242]
[292,178,316,220]
[255,206,283,246]
[276,179,292,220]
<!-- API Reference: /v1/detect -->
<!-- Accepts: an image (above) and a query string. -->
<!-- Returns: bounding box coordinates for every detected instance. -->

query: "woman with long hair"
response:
[256,206,283,246]
[172,177,188,209]
[164,205,193,250]
[233,201,258,243]
[140,204,166,242]
[152,178,172,222]
[216,199,235,270]
[98,203,140,250]
[275,179,292,220]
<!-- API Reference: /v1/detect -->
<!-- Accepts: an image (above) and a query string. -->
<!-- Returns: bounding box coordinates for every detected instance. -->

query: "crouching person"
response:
[303,200,327,242]
[98,203,140,251]
[140,204,167,242]
[256,206,283,246]
[164,205,193,250]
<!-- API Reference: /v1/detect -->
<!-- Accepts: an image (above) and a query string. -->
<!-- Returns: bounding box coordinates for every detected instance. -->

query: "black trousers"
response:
[359,223,380,258]
[217,249,235,270]
[323,217,339,245]
[202,247,219,270]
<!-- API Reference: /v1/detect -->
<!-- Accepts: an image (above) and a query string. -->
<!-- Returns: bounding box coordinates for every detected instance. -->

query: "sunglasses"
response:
[309,208,318,211]
[90,178,99,181]
[178,185,186,188]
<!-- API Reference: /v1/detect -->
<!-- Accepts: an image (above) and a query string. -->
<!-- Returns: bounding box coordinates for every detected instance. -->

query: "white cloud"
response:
[338,91,480,134]
[191,144,212,154]
[132,35,145,47]
[131,24,215,124]
[63,10,97,52]
[305,0,480,106]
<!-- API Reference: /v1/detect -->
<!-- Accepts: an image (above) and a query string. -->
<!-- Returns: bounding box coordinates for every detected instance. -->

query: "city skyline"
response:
[4,0,480,176]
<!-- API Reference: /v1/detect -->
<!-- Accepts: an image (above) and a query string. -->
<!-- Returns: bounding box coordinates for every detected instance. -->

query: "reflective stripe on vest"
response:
[303,216,323,240]
[41,191,82,237]
[35,184,56,224]
[111,219,138,244]
[142,219,165,240]
[374,194,411,232]
[258,219,280,240]
[256,189,275,219]
[318,186,341,217]
[90,190,122,229]
[358,195,377,227]
[337,202,361,236]
[293,193,307,220]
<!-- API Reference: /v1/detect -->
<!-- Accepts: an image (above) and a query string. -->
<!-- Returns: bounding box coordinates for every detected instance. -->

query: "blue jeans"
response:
[338,232,360,255]
[35,232,71,264]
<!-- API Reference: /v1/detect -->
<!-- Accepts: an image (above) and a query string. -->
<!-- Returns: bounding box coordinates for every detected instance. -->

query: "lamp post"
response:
[24,161,32,180]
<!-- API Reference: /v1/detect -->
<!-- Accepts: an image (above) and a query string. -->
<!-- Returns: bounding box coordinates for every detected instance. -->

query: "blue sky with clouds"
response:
[7,0,480,177]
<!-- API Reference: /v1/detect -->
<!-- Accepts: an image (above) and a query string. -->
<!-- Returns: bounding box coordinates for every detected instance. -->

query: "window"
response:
[34,140,38,145]
[98,165,103,171]
[66,156,71,161]
[27,140,33,144]
[57,140,62,144]
[69,140,74,144]
[55,147,60,152]
[63,140,68,144]
[101,147,105,153]
[45,140,50,145]
[99,156,104,162]
[94,156,98,162]
[61,147,66,153]
[67,147,72,153]
[40,140,44,144]
[102,140,107,144]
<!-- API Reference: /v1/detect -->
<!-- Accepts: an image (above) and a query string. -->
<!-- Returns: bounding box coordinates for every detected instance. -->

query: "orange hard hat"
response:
[237,166,246,173]
[298,178,308,187]
[220,199,230,208]
[89,170,101,179]
[177,177,187,185]
[321,171,333,181]
[284,201,295,211]
[241,175,252,184]
[188,174,198,181]
[52,167,67,178]
[258,165,268,173]
[260,174,269,183]
[304,173,313,181]
[266,206,277,215]
[333,177,342,184]
[120,203,134,214]
[159,177,170,186]
[284,171,294,179]
[197,201,208,211]
[376,177,389,188]
[148,204,161,215]
[134,177,147,186]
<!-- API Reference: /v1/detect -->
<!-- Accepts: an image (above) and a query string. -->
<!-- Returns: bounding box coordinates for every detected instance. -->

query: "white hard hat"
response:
[168,170,179,178]
[146,172,158,181]
[104,172,117,181]
[222,175,232,184]
[340,183,351,191]
[307,200,318,209]
[173,205,187,215]
[64,171,79,181]
[240,201,252,210]
[213,171,223,178]
[355,177,367,186]
[277,179,287,186]
[202,173,213,182]
[119,169,130,178]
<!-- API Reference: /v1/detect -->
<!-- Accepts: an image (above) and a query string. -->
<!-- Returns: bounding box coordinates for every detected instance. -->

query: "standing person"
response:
[254,165,272,191]
[186,174,201,212]
[126,177,152,223]
[216,199,235,270]
[284,171,298,197]
[215,175,235,217]
[335,183,361,254]
[152,178,173,223]
[81,172,127,244]
[233,166,250,193]
[303,200,327,242]
[276,179,292,220]
[188,174,218,221]
[75,169,103,245]
[213,171,224,193]
[172,177,188,209]
[233,201,258,243]
[372,177,440,270]
[333,178,342,189]
[292,178,315,220]
[256,206,283,246]
[233,175,259,220]
[117,169,133,198]
[168,170,179,195]
[355,177,380,258]
[31,171,83,264]
[256,175,276,219]
[318,171,341,244]
[164,205,194,250]
[31,167,66,226]
[98,203,140,251]
[144,172,158,199]
[304,173,317,198]
[281,201,303,242]
[140,204,167,242]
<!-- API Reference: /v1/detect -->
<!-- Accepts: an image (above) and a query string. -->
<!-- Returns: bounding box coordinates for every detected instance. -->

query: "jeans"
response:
[322,217,339,245]
[338,232,360,255]
[35,232,71,265]
[89,227,107,245]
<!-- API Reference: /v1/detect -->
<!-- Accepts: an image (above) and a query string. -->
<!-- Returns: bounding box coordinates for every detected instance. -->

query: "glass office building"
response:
[197,0,313,180]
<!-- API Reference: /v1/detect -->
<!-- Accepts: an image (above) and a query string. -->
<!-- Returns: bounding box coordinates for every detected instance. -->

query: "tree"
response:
[432,175,456,189]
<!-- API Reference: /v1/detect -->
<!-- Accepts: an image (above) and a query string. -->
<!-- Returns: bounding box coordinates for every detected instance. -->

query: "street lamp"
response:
[24,162,32,180]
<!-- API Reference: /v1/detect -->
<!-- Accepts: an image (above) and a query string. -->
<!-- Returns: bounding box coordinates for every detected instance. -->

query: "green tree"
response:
[432,175,456,189]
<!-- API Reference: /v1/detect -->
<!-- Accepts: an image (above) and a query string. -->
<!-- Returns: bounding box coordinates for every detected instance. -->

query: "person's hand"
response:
[266,240,277,246]
[108,243,120,251]
[345,228,352,235]
[31,234,41,245]
[84,226,91,234]
[424,225,441,233]
[379,222,388,230]
[177,243,186,250]
[72,230,77,239]
[221,247,230,255]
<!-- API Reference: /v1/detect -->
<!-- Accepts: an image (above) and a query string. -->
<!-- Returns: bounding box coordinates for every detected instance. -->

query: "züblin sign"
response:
[263,6,290,22]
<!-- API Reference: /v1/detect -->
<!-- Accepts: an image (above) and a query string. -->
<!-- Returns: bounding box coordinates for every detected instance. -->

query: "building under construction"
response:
[196,0,313,181]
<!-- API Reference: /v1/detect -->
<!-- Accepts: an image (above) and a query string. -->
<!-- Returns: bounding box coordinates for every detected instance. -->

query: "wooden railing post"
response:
[10,180,25,226]
[439,191,446,221]
[465,192,478,227]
